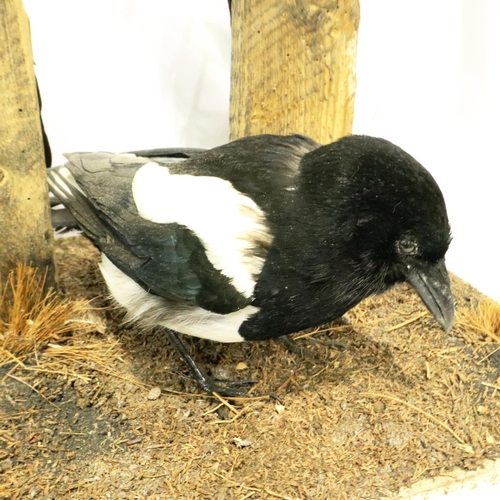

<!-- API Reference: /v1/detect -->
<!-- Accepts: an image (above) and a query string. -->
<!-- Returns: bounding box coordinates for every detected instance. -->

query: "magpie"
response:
[47,134,454,397]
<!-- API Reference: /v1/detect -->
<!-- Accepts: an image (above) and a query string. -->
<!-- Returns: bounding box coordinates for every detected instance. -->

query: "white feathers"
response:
[47,166,83,200]
[100,255,255,342]
[132,162,272,298]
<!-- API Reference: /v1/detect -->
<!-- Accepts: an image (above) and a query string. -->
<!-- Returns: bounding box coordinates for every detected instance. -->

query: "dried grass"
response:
[0,264,98,363]
[457,298,500,344]
[1,239,500,500]
[0,264,153,415]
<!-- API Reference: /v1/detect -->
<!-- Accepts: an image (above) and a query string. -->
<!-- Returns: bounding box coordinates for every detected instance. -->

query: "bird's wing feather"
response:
[48,153,258,314]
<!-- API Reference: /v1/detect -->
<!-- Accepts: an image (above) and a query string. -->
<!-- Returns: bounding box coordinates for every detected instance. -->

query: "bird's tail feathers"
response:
[47,166,106,242]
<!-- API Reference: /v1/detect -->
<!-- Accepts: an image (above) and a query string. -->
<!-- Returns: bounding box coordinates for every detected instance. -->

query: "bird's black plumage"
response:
[48,134,454,348]
[238,136,453,339]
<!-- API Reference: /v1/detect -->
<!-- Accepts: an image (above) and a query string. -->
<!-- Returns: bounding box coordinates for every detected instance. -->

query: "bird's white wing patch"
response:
[100,255,255,342]
[132,162,272,298]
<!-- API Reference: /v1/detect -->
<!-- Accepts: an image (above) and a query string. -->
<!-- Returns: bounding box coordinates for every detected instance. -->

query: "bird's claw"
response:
[165,329,279,402]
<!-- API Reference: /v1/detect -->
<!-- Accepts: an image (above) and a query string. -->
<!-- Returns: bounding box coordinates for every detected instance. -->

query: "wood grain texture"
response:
[230,0,360,142]
[0,0,55,284]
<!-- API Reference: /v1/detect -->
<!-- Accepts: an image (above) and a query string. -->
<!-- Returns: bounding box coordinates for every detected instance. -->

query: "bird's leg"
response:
[164,329,247,396]
[164,329,273,399]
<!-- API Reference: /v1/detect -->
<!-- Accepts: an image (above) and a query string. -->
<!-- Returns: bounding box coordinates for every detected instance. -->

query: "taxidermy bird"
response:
[48,134,454,397]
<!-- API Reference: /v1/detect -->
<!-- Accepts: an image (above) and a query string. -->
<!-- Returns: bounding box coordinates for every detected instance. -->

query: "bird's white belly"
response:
[99,254,257,342]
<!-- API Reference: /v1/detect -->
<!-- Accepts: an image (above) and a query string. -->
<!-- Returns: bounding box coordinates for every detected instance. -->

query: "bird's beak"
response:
[404,259,455,332]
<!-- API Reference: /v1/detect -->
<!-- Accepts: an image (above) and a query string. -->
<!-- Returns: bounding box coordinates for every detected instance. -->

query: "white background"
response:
[25,0,499,301]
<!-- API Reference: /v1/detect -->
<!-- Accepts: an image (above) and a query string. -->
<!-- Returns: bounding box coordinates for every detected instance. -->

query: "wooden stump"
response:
[230,0,360,142]
[0,0,55,286]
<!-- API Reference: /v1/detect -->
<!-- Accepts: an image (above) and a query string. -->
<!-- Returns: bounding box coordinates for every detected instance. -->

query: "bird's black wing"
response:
[47,153,249,314]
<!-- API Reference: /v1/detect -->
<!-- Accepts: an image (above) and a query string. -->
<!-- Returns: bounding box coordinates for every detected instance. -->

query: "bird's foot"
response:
[195,372,280,402]
[164,329,279,402]
[201,374,259,398]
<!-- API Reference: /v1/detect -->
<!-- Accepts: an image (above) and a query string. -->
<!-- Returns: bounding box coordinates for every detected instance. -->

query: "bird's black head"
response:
[298,135,454,331]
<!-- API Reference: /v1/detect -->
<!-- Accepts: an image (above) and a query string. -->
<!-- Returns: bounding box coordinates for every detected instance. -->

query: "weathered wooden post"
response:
[230,0,360,142]
[0,0,55,286]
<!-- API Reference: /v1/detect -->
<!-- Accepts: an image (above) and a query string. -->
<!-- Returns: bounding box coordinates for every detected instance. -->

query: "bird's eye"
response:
[398,239,418,255]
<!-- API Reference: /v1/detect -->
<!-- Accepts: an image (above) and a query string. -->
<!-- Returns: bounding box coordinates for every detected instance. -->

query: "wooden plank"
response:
[230,0,360,142]
[0,0,55,285]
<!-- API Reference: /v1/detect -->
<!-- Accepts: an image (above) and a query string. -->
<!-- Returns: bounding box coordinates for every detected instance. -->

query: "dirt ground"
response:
[1,236,500,499]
